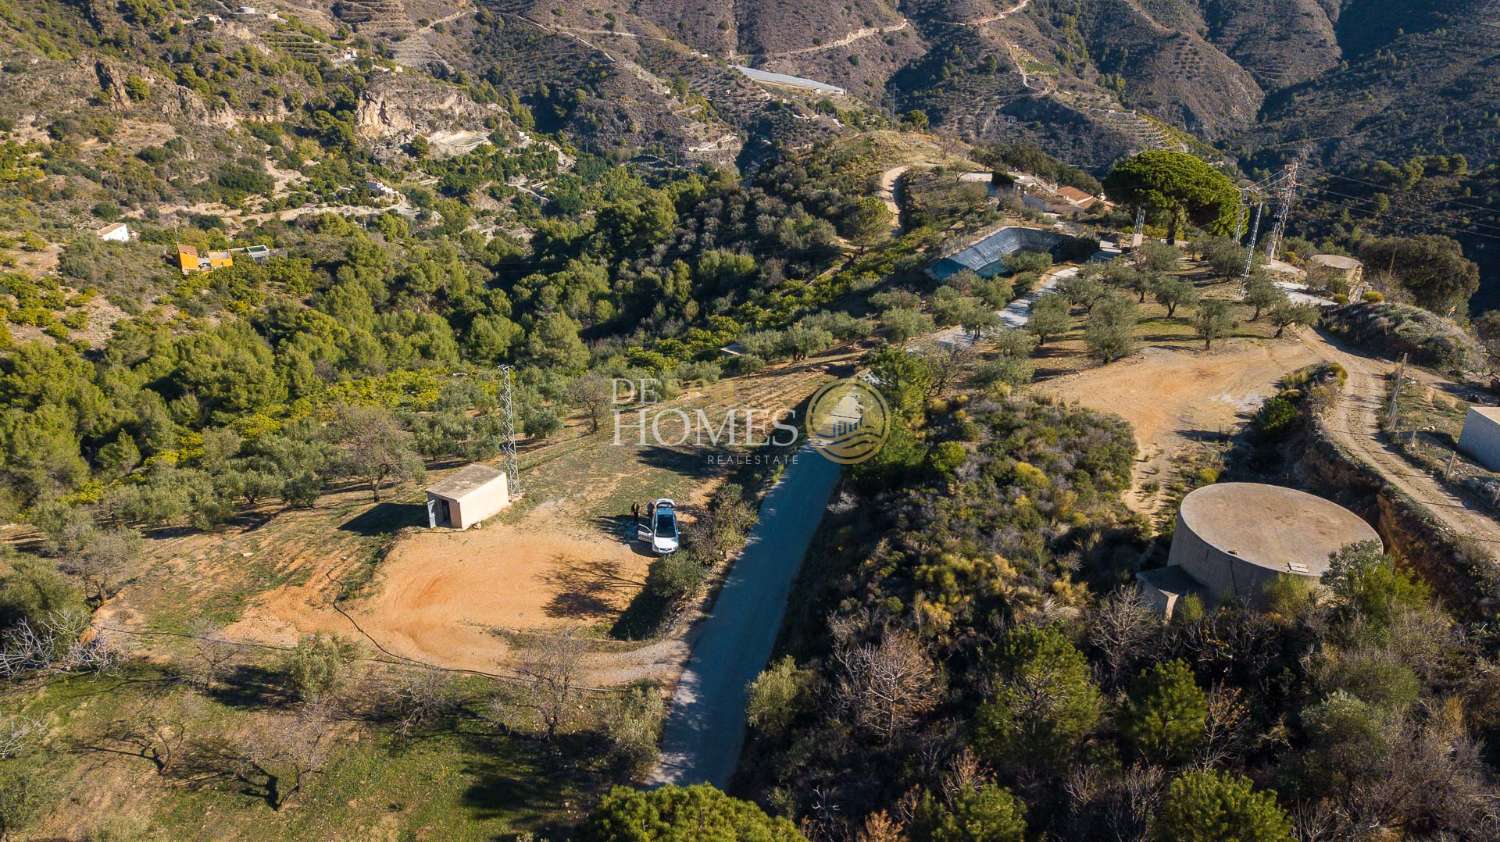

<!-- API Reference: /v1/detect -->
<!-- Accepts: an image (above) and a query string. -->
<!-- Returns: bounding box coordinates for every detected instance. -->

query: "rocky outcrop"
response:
[353,76,504,148]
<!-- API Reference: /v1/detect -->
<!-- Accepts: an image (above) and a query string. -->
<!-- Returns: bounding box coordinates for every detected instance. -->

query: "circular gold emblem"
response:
[805,378,890,465]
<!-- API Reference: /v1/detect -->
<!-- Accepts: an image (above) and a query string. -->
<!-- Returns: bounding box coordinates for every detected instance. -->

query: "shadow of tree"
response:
[458,727,615,836]
[542,557,645,620]
[207,664,296,710]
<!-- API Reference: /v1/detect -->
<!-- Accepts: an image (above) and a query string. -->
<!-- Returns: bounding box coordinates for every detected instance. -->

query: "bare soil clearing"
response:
[1039,338,1320,513]
[230,508,652,672]
[108,350,854,684]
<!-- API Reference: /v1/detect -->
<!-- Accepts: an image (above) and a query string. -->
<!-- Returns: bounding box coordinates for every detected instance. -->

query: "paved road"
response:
[733,66,847,96]
[929,265,1076,348]
[649,446,843,787]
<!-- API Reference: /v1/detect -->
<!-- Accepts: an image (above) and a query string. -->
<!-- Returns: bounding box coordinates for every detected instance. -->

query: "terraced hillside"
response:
[253,0,1497,175]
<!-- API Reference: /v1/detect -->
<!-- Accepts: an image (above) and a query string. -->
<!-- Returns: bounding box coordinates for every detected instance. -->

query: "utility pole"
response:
[1242,201,1264,280]
[499,364,521,498]
[1264,159,1300,263]
[1385,352,1408,433]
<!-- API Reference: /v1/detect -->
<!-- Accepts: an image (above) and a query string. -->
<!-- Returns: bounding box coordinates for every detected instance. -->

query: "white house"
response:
[1459,407,1500,471]
[97,222,131,243]
[426,463,510,529]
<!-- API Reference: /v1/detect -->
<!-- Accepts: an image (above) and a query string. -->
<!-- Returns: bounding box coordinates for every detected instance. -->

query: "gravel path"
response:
[649,446,843,787]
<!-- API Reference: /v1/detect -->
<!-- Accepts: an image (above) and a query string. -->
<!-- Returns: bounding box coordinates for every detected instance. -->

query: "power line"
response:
[1298,184,1500,244]
[1314,169,1500,220]
[1300,186,1500,241]
[1300,183,1500,238]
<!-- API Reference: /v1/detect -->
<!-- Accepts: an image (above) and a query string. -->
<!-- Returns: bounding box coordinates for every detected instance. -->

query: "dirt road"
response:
[650,446,844,787]
[1297,330,1500,554]
[762,21,910,58]
[876,165,907,234]
[937,0,1033,26]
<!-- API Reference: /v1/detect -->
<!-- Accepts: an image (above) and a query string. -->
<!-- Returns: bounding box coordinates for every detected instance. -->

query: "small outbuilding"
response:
[1140,482,1380,616]
[1459,407,1500,471]
[426,463,510,529]
[98,222,132,242]
[1309,254,1364,287]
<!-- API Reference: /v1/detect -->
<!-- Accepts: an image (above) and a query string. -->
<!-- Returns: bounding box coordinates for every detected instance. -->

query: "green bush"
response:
[1153,770,1292,842]
[0,557,86,631]
[578,784,803,841]
[1122,659,1206,764]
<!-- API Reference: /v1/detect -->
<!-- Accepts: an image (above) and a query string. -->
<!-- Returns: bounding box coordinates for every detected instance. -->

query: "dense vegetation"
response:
[739,347,1500,840]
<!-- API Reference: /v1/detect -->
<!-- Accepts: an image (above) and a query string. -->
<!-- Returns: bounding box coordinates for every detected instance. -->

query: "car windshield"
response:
[655,511,676,537]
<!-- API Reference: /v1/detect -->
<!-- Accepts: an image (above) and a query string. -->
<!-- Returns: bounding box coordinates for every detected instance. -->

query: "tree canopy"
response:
[577,785,803,842]
[1104,151,1241,243]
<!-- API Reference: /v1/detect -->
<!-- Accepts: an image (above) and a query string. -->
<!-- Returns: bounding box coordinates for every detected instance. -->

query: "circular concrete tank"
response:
[1168,483,1381,605]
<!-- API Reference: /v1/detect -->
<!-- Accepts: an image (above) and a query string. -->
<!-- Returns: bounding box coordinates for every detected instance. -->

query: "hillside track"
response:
[1298,329,1500,553]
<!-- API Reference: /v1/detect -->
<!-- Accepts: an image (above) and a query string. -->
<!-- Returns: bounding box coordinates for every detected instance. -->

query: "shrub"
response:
[746,656,813,738]
[0,558,86,632]
[912,783,1027,842]
[280,633,358,702]
[1122,658,1206,764]
[1153,770,1293,842]
[578,784,802,841]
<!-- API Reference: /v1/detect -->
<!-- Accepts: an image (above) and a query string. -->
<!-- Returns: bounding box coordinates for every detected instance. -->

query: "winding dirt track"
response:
[1297,330,1500,553]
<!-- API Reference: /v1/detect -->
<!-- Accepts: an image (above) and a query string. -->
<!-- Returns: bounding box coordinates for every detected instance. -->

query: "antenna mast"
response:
[499,364,521,497]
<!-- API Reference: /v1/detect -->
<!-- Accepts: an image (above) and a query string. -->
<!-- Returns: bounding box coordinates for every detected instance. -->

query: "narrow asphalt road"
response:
[649,445,843,788]
[650,257,1088,787]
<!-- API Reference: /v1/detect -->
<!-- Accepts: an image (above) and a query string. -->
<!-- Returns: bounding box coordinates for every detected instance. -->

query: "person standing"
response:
[631,501,641,525]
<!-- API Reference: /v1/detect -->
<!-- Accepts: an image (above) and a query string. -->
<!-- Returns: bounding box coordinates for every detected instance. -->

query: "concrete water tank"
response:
[1167,483,1381,605]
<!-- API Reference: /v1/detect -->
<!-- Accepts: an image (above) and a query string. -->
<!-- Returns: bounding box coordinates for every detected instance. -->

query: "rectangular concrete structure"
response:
[1460,407,1500,471]
[426,463,509,529]
[1137,566,1207,618]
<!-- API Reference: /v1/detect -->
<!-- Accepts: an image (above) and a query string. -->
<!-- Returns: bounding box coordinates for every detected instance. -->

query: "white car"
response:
[651,498,679,554]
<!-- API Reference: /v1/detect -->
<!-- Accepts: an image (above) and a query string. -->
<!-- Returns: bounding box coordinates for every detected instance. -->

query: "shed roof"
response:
[1466,406,1500,425]
[427,463,505,499]
[1056,186,1098,205]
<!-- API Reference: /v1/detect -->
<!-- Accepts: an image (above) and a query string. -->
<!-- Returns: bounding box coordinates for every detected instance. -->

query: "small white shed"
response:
[426,463,509,529]
[1459,407,1500,471]
[98,222,131,242]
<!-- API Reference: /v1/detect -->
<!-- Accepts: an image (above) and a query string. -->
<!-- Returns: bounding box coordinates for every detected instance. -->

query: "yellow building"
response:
[177,244,234,275]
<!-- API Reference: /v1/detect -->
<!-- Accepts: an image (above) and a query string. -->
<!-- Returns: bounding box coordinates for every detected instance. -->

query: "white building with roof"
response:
[1459,407,1500,472]
[426,463,510,529]
[97,222,132,242]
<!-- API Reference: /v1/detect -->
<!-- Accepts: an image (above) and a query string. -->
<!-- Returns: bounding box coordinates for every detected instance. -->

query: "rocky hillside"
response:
[3,0,1497,189]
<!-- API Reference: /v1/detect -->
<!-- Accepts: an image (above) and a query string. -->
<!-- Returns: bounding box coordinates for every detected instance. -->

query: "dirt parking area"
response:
[1037,337,1320,513]
[223,503,654,672]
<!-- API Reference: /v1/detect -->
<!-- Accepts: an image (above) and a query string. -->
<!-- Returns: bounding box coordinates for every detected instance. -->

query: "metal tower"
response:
[1242,201,1264,279]
[1263,161,1299,262]
[498,364,521,497]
